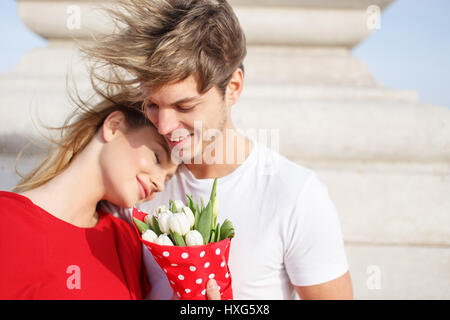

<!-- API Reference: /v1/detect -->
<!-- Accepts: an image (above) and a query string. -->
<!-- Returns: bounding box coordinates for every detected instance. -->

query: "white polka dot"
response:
[189,266,196,272]
[209,273,215,279]
[171,263,178,267]
[215,248,221,255]
[220,261,226,267]
[218,286,221,291]
[201,289,206,295]
[163,251,170,257]
[204,262,210,268]
[181,252,189,259]
[200,251,205,257]
[176,292,181,297]
[170,280,175,285]
[196,278,202,284]
[185,289,191,293]
[163,268,167,273]
[225,272,229,278]
[178,274,184,280]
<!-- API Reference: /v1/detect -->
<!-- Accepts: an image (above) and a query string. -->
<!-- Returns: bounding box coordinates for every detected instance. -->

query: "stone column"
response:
[0,0,449,299]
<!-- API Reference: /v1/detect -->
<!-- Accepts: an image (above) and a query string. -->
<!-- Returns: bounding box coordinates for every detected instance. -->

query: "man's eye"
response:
[154,152,160,164]
[176,105,196,112]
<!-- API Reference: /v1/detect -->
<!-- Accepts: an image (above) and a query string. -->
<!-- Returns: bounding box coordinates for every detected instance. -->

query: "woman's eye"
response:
[154,152,160,164]
[143,100,157,110]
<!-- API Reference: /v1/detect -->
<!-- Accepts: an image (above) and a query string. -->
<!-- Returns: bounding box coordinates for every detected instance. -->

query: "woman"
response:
[0,96,219,299]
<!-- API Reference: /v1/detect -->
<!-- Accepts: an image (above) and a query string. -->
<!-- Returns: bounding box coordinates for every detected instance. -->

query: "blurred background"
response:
[0,0,449,299]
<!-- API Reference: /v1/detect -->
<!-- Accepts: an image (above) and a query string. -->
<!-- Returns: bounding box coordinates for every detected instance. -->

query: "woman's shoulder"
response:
[0,191,39,220]
[99,209,140,240]
[0,190,30,203]
[99,209,143,260]
[0,191,50,236]
[0,191,48,259]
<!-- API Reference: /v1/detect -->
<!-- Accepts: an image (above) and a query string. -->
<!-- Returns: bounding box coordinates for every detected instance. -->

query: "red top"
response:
[0,191,149,300]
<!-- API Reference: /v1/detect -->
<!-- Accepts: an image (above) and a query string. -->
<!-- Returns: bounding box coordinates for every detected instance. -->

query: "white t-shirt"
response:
[105,140,349,299]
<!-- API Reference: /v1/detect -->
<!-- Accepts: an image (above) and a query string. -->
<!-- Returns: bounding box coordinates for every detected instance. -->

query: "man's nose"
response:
[155,107,179,136]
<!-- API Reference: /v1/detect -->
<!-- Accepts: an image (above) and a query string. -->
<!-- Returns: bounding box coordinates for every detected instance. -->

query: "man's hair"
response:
[85,0,247,100]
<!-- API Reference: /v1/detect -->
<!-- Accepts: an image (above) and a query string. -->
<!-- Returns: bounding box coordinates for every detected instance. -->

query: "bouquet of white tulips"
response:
[132,178,234,300]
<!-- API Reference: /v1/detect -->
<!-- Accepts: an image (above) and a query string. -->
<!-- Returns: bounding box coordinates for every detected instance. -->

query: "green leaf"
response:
[210,178,217,203]
[193,206,201,230]
[214,223,221,243]
[133,217,149,234]
[200,197,205,212]
[219,219,235,240]
[170,231,186,246]
[186,194,200,230]
[209,229,215,244]
[186,194,198,216]
[185,194,192,210]
[152,215,162,236]
[197,202,212,244]
[169,200,177,213]
[207,178,218,233]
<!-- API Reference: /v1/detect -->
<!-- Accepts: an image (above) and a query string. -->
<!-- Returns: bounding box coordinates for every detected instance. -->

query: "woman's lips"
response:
[136,177,150,200]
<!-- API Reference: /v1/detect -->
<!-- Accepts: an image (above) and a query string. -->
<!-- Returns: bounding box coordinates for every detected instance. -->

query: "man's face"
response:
[142,75,229,164]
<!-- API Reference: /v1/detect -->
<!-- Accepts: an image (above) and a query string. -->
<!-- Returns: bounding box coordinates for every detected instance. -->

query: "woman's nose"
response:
[150,169,166,193]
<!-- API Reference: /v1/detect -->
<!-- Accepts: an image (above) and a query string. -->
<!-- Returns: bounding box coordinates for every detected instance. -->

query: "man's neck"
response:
[185,131,253,179]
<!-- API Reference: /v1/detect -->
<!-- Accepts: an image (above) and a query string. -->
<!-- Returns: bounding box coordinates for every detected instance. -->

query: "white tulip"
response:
[144,213,157,228]
[173,200,185,212]
[155,234,174,246]
[169,212,191,236]
[141,229,158,243]
[157,211,172,234]
[156,205,168,213]
[185,230,204,246]
[182,206,195,228]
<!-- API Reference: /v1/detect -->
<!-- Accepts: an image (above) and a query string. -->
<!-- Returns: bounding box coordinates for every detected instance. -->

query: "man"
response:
[96,0,352,300]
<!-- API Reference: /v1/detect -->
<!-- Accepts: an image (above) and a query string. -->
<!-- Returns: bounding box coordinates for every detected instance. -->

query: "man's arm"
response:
[295,271,353,300]
[285,173,352,300]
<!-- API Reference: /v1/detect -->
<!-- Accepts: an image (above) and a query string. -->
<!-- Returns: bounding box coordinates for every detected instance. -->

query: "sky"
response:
[352,0,450,108]
[0,0,449,108]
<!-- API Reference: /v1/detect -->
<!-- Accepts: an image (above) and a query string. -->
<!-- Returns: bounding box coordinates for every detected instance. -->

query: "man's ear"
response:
[101,110,126,142]
[225,68,244,108]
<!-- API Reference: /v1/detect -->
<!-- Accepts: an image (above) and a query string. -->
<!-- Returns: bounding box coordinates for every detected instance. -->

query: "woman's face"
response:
[99,120,177,208]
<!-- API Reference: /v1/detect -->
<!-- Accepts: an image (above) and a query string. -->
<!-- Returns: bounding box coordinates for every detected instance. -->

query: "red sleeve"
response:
[105,211,151,300]
[0,192,48,299]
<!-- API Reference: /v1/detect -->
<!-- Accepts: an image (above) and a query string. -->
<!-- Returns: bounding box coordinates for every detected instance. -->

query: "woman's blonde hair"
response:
[13,93,151,193]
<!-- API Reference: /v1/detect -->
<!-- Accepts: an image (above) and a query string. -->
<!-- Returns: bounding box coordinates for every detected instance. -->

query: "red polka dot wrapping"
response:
[132,208,233,300]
